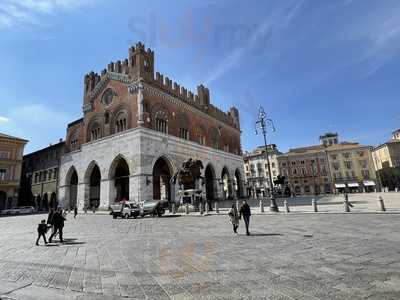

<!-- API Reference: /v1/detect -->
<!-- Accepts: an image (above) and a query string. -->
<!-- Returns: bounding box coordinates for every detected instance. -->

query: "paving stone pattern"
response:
[0,212,400,299]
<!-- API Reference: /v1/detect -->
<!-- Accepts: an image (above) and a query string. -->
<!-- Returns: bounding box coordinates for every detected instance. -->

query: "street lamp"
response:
[255,106,278,212]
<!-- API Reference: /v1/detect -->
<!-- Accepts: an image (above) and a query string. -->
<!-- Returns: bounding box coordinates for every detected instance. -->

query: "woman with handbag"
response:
[228,204,240,234]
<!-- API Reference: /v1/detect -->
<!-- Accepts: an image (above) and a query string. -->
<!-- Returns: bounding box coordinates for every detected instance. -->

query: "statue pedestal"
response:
[178,189,203,212]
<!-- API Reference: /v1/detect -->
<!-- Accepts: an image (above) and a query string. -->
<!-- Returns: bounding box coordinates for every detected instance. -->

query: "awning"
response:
[347,183,359,188]
[363,180,376,186]
[335,183,346,188]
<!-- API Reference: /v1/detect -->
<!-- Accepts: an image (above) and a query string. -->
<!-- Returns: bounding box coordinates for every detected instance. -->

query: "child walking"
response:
[36,219,49,246]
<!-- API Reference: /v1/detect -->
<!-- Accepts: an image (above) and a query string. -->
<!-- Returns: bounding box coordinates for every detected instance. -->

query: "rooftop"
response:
[0,132,28,143]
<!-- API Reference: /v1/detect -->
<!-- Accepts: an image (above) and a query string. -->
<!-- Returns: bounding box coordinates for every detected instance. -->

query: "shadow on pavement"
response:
[63,241,86,245]
[62,238,85,245]
[250,233,284,237]
[161,215,182,218]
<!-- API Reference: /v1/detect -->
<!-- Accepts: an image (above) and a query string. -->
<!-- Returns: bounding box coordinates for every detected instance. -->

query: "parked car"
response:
[0,206,35,215]
[140,200,167,218]
[18,206,35,214]
[110,202,141,219]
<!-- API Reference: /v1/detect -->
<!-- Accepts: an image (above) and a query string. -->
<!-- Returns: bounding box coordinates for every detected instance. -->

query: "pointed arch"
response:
[108,154,131,179]
[221,166,230,200]
[65,166,78,186]
[84,160,101,183]
[152,156,174,201]
[205,163,216,201]
[235,168,243,198]
[84,161,101,209]
[109,155,130,202]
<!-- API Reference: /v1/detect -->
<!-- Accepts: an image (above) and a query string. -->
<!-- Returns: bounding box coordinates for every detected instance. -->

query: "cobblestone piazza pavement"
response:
[0,213,400,299]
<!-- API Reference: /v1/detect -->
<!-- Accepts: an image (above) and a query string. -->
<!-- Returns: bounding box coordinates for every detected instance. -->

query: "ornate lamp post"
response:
[255,106,278,212]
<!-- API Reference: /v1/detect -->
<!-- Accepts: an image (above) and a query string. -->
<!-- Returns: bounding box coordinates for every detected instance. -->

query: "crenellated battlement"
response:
[82,42,240,130]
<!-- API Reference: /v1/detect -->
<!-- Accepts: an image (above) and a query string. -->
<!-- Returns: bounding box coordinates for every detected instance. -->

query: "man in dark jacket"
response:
[36,219,49,245]
[239,200,251,236]
[49,208,66,243]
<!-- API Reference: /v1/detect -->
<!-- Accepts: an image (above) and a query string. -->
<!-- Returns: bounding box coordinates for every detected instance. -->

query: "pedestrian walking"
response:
[74,206,78,219]
[239,200,251,236]
[49,207,66,243]
[36,219,49,245]
[228,204,240,234]
[47,208,55,236]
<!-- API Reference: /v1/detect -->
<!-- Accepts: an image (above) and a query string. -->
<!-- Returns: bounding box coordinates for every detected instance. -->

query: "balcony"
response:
[0,177,19,186]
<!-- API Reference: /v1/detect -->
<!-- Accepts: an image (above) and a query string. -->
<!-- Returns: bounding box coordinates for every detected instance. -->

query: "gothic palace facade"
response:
[58,42,244,210]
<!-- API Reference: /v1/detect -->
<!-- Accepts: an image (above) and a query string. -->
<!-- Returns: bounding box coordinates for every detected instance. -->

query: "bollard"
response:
[185,203,189,214]
[171,203,176,214]
[344,193,350,212]
[312,198,318,212]
[378,196,386,212]
[284,200,290,213]
[259,199,264,213]
[214,202,219,214]
[205,202,209,213]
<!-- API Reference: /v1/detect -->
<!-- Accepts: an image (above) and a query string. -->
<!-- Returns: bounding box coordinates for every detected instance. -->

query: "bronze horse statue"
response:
[171,158,204,189]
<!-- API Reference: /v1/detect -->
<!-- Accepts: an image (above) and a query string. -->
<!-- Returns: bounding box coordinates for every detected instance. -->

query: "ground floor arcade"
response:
[58,127,245,210]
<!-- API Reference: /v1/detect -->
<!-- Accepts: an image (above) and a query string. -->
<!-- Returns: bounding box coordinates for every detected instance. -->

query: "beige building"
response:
[277,133,377,195]
[372,129,400,191]
[0,133,28,210]
[324,134,377,193]
[243,145,281,197]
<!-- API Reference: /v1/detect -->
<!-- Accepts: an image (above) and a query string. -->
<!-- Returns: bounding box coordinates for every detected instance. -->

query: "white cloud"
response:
[324,3,400,78]
[204,1,304,85]
[0,104,72,153]
[0,116,11,123]
[0,0,93,30]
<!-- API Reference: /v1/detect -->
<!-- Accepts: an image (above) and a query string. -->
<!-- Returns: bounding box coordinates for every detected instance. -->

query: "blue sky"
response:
[0,0,399,154]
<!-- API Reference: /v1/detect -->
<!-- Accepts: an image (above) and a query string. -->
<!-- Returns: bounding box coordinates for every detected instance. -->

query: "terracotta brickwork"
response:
[65,42,241,155]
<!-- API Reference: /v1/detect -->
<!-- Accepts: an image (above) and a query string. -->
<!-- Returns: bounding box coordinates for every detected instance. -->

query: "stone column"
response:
[129,175,139,203]
[216,181,223,200]
[228,179,234,199]
[58,186,67,209]
[136,174,152,203]
[100,179,111,209]
[77,182,85,211]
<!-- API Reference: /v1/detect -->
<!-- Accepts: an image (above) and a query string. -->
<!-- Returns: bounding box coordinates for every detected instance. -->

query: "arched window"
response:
[69,130,79,151]
[104,112,110,124]
[87,120,102,142]
[154,111,168,134]
[90,127,101,141]
[115,112,128,133]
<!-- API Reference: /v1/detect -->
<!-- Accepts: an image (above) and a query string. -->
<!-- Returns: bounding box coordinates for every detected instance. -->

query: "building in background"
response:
[278,133,377,195]
[0,133,28,210]
[243,144,281,197]
[326,140,377,193]
[19,140,65,210]
[58,42,244,210]
[278,145,332,196]
[372,129,400,191]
